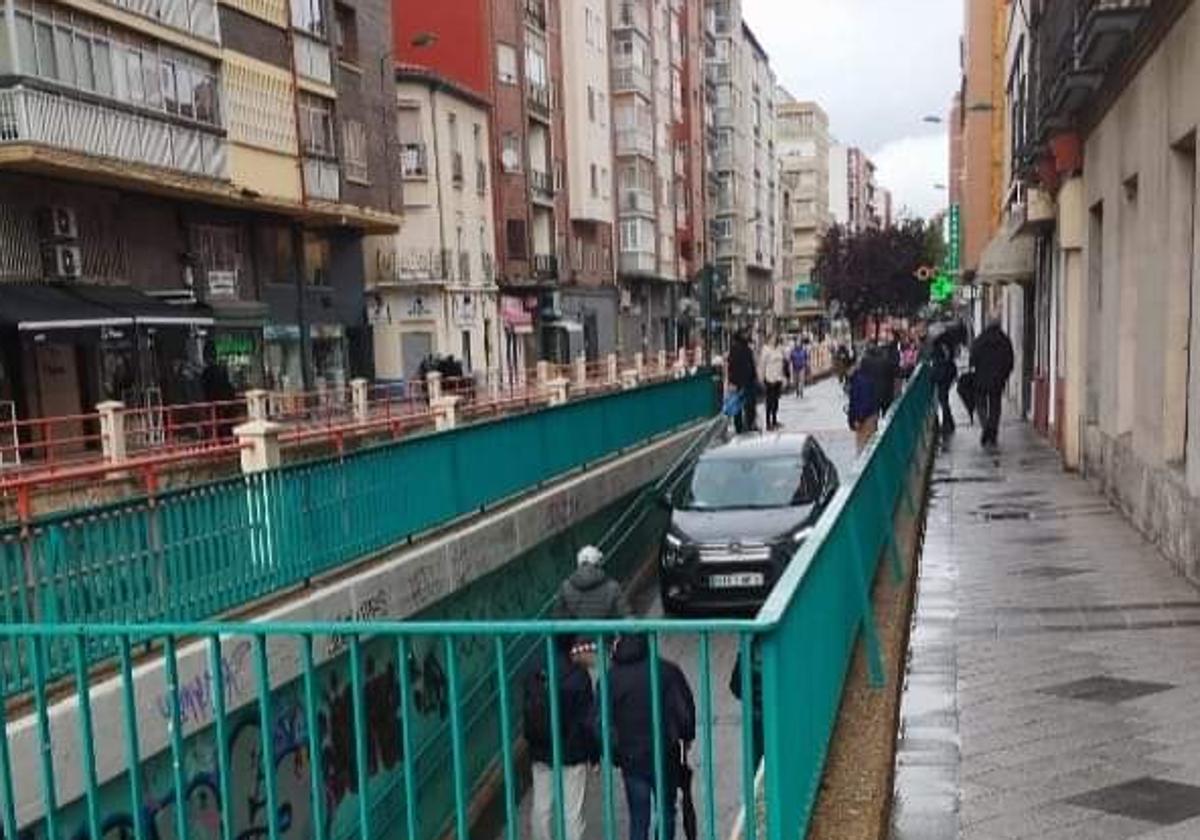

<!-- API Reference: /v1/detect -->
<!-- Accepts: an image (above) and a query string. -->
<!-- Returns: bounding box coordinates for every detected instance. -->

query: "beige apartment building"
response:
[365,68,499,382]
[776,95,831,326]
[706,1,778,332]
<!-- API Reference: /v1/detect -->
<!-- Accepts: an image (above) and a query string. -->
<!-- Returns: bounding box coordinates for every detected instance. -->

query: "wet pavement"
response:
[890,408,1200,840]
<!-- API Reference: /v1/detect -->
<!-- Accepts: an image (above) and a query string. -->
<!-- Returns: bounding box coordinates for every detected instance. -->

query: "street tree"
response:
[815,218,943,335]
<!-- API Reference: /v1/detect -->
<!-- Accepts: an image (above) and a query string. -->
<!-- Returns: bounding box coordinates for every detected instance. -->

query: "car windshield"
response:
[683,456,807,510]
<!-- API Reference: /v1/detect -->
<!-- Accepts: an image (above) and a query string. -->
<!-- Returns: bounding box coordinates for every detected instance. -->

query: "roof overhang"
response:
[0,145,402,234]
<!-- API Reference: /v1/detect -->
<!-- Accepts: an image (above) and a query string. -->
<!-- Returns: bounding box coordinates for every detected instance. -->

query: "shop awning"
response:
[64,285,214,327]
[977,230,1036,285]
[0,283,134,332]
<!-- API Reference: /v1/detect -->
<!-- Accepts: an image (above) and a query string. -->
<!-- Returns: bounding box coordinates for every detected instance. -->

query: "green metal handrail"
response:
[0,366,935,840]
[0,374,718,697]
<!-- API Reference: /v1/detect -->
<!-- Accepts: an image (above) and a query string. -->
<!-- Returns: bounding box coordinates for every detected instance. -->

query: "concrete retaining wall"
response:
[6,420,709,838]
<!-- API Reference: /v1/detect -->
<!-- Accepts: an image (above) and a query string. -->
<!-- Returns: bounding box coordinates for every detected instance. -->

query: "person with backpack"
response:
[604,635,696,840]
[726,329,759,433]
[524,636,599,840]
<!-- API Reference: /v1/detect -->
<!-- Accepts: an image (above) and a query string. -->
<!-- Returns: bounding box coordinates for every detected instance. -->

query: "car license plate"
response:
[709,572,764,589]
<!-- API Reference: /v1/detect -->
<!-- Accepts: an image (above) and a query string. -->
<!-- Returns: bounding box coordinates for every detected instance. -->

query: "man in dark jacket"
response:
[726,330,758,433]
[970,318,1015,447]
[861,343,898,418]
[929,322,966,434]
[524,637,598,840]
[554,546,632,620]
[605,635,696,840]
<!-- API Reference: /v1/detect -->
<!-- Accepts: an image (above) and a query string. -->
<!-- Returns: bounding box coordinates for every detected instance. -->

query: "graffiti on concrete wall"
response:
[29,487,642,840]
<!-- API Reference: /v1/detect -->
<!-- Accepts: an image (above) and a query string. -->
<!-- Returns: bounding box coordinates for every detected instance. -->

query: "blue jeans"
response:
[623,771,675,840]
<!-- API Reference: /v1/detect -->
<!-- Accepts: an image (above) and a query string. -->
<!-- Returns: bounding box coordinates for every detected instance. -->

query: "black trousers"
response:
[978,387,1004,444]
[764,381,783,428]
[734,385,758,433]
[937,382,955,432]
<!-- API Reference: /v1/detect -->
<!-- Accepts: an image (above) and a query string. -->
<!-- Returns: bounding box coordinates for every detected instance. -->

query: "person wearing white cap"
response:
[554,545,632,620]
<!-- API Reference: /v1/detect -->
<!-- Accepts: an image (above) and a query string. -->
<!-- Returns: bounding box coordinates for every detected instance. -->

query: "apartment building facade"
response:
[705,1,777,332]
[846,146,879,233]
[776,95,832,326]
[609,0,698,355]
[0,0,400,426]
[364,67,499,382]
[560,0,617,358]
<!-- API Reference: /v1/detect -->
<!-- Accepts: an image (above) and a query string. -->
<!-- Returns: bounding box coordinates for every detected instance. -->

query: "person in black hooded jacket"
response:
[523,636,598,840]
[603,635,696,840]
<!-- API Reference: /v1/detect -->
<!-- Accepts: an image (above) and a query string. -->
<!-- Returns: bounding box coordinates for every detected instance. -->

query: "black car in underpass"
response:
[659,432,840,614]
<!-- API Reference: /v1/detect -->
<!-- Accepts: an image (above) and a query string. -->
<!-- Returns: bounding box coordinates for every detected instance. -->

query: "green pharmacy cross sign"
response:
[929,272,956,302]
[928,203,962,303]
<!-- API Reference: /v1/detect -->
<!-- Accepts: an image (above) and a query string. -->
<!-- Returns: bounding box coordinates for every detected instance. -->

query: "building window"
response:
[497,43,517,85]
[298,92,335,156]
[590,164,598,197]
[587,85,595,122]
[342,118,368,183]
[501,133,522,173]
[507,219,528,260]
[397,104,426,177]
[11,7,221,127]
[291,0,324,37]
[304,232,331,286]
[334,3,358,65]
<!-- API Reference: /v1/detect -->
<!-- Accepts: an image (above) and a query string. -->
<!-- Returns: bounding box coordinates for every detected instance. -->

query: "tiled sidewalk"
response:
[891,414,1200,840]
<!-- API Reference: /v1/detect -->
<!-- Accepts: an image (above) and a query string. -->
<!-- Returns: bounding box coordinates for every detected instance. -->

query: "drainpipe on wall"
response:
[285,6,314,390]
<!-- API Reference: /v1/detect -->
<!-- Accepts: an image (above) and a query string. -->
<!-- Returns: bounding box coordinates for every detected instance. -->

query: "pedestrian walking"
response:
[861,344,897,418]
[604,635,696,840]
[789,338,810,398]
[758,335,788,431]
[847,360,880,454]
[524,636,598,840]
[929,322,966,435]
[554,546,632,620]
[969,318,1015,447]
[727,330,759,434]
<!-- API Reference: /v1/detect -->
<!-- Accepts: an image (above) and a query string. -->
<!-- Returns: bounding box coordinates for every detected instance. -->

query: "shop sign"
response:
[264,324,302,341]
[214,333,256,362]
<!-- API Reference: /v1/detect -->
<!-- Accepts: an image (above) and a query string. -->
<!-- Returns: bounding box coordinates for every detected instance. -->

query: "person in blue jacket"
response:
[847,358,880,454]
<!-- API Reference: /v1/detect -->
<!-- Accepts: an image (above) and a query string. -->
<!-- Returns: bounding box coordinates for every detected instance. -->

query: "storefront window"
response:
[311,324,345,391]
[264,324,303,391]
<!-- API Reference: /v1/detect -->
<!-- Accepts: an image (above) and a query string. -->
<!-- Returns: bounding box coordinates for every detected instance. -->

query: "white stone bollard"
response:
[234,420,283,473]
[350,378,369,423]
[634,352,645,378]
[621,368,640,390]
[657,349,667,374]
[426,371,443,402]
[537,360,551,386]
[96,401,127,464]
[607,353,619,385]
[245,389,270,421]
[574,354,588,391]
[432,395,461,430]
[546,377,570,406]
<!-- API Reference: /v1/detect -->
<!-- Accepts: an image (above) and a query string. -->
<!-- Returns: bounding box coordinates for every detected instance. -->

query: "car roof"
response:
[700,432,813,462]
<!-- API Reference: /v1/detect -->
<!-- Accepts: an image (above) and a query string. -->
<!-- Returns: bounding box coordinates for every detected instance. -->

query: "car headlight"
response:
[792,526,813,544]
[662,533,687,567]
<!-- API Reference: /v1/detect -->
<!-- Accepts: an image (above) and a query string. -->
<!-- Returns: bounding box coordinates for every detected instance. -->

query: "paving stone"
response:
[1065,777,1200,825]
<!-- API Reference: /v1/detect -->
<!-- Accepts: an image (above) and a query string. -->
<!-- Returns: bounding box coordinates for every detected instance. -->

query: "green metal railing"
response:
[0,366,935,840]
[0,374,717,697]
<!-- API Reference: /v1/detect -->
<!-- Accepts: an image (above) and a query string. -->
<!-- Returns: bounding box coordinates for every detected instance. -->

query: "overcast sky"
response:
[742,0,963,218]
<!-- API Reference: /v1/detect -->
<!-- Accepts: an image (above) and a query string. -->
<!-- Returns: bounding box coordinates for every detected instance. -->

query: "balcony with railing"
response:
[400,142,428,178]
[614,1,650,35]
[375,247,450,284]
[616,127,654,158]
[532,253,558,280]
[1034,0,1153,141]
[1076,0,1152,66]
[108,0,219,41]
[612,65,653,98]
[303,156,340,201]
[527,81,551,120]
[530,169,555,203]
[619,249,657,275]
[619,187,655,216]
[294,35,333,85]
[0,84,227,180]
